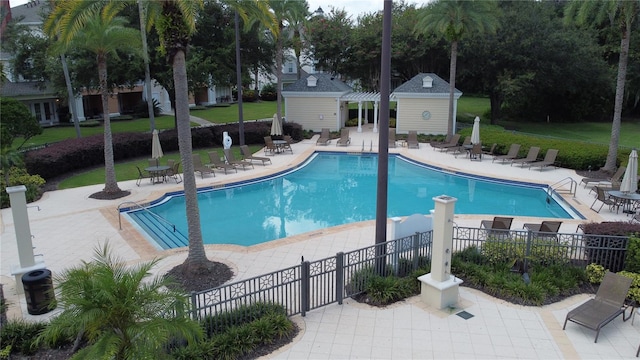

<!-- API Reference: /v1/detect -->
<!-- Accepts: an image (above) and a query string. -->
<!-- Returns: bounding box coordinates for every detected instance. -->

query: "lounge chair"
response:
[580,166,626,189]
[529,149,559,170]
[492,144,521,163]
[337,128,350,146]
[282,135,294,154]
[264,136,278,155]
[208,151,237,174]
[450,136,471,155]
[224,148,254,170]
[523,221,562,240]
[480,216,513,231]
[563,271,633,343]
[590,186,617,213]
[317,128,331,145]
[511,146,540,167]
[432,134,461,152]
[192,154,215,178]
[240,145,271,166]
[166,159,182,184]
[429,134,451,147]
[407,131,419,149]
[135,166,152,186]
[389,129,397,148]
[483,143,497,158]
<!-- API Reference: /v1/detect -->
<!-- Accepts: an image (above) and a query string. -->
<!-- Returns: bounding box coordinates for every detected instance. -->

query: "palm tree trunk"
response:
[173,49,208,269]
[275,24,284,124]
[138,0,156,131]
[447,41,458,138]
[61,54,81,138]
[603,28,629,172]
[99,55,120,193]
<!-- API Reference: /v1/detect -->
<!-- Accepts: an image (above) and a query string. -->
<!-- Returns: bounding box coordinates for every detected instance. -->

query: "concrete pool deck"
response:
[2,124,639,359]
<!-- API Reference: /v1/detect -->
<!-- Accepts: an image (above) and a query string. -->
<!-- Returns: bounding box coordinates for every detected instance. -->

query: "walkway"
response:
[1,125,638,359]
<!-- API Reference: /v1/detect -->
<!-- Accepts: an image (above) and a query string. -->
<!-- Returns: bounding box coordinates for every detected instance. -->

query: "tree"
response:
[306,8,353,76]
[45,3,141,195]
[37,242,202,358]
[267,0,308,123]
[414,0,499,137]
[0,97,43,150]
[564,0,640,172]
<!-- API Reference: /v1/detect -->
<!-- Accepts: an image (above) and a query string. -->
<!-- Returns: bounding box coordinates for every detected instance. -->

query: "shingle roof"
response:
[0,81,56,97]
[283,73,352,93]
[10,0,47,25]
[392,73,461,95]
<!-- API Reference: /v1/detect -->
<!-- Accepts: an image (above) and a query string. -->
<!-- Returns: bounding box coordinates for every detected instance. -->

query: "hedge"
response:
[24,121,303,180]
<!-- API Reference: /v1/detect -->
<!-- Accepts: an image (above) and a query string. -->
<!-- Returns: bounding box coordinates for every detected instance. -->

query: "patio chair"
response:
[469,143,483,161]
[148,158,159,167]
[529,149,559,171]
[563,271,633,343]
[192,154,214,178]
[407,130,419,149]
[389,129,397,148]
[240,145,271,166]
[135,166,152,186]
[208,151,237,174]
[590,186,617,213]
[166,159,182,184]
[282,135,294,154]
[264,136,278,155]
[224,148,254,170]
[492,144,521,163]
[432,134,461,152]
[581,166,626,189]
[510,146,540,167]
[317,128,331,145]
[337,128,350,146]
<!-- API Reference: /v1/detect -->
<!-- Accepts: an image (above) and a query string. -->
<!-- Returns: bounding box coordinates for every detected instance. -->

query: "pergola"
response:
[340,92,393,133]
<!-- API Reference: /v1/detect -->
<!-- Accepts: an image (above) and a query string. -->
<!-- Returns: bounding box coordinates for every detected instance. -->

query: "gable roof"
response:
[10,0,47,26]
[392,73,461,95]
[283,73,352,94]
[0,81,57,98]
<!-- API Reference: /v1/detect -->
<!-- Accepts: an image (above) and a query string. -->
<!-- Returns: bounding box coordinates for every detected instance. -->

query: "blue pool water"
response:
[124,153,581,249]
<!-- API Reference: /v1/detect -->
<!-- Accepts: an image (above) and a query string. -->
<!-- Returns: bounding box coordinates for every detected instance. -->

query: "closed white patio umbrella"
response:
[471,116,481,145]
[151,129,163,165]
[270,113,283,136]
[620,149,638,194]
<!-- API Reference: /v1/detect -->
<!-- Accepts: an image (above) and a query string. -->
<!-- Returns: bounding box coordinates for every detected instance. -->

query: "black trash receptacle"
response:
[22,269,56,315]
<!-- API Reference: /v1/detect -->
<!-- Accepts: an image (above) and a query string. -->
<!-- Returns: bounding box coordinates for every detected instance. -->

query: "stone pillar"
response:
[417,195,462,309]
[7,186,45,294]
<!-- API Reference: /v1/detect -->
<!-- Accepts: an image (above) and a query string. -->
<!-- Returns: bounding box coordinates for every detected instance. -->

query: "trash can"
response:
[22,269,56,315]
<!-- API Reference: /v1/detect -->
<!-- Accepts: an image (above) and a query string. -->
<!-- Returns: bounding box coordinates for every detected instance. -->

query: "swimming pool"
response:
[123,152,582,249]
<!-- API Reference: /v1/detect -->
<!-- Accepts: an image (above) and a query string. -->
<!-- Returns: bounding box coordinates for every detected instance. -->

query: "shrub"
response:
[625,235,640,272]
[0,167,46,208]
[201,302,287,337]
[260,83,277,101]
[0,319,46,355]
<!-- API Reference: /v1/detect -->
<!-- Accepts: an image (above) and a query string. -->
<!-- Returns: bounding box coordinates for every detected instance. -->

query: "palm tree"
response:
[38,243,202,358]
[45,4,141,195]
[267,0,309,123]
[564,0,639,172]
[414,0,499,138]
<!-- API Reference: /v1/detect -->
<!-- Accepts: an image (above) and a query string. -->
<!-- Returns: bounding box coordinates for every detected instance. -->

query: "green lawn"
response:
[189,101,280,123]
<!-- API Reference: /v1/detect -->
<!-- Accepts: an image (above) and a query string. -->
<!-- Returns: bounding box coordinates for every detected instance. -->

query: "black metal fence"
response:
[189,226,629,326]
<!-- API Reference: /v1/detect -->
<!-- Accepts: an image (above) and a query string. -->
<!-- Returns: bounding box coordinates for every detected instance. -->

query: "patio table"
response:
[608,190,640,214]
[145,165,170,184]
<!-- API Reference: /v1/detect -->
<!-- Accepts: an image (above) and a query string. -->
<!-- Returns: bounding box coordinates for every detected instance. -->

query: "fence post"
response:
[336,252,344,305]
[524,230,533,273]
[190,291,197,321]
[301,260,310,317]
[412,233,420,271]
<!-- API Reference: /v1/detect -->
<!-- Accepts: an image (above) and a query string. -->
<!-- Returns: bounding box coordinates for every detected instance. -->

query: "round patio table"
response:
[607,190,640,214]
[145,165,170,184]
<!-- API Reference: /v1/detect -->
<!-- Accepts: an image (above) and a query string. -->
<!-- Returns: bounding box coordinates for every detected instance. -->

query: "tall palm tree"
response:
[564,0,639,172]
[45,4,141,194]
[414,0,498,138]
[267,0,309,123]
[38,243,202,358]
